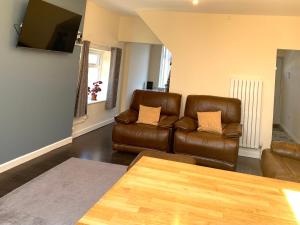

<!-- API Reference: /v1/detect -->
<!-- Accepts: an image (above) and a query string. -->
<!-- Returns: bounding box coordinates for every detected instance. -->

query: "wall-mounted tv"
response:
[17,0,82,53]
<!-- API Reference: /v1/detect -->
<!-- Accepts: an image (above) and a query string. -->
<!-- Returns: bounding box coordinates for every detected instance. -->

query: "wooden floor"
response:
[0,123,261,198]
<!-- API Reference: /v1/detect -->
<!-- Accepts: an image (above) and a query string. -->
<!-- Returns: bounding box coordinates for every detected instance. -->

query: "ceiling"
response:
[93,0,300,16]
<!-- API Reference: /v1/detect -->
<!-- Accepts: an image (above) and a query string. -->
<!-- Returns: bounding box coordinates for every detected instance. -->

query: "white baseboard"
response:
[280,123,300,143]
[0,118,115,174]
[72,118,114,138]
[238,147,262,159]
[0,137,72,174]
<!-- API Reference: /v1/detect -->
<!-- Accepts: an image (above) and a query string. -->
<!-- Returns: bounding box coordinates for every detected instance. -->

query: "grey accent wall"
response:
[0,0,86,164]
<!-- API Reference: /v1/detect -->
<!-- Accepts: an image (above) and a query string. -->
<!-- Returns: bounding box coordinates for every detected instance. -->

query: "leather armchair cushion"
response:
[271,142,300,161]
[261,149,300,182]
[115,109,138,124]
[174,130,238,164]
[113,123,169,152]
[158,115,179,128]
[184,95,241,124]
[175,117,197,132]
[130,90,182,116]
[223,123,242,138]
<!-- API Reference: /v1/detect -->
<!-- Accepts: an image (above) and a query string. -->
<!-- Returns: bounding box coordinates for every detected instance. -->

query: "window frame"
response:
[87,49,106,105]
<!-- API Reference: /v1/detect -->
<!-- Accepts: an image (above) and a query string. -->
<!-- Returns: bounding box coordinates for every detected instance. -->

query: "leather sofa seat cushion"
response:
[113,123,169,152]
[261,149,300,183]
[174,130,238,164]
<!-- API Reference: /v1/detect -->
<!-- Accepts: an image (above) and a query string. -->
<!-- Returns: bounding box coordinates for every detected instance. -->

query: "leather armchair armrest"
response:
[158,115,179,128]
[271,141,300,161]
[115,109,138,124]
[175,117,197,132]
[223,123,242,138]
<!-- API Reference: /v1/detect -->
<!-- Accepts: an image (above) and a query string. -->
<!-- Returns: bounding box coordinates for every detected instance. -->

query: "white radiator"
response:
[230,79,263,149]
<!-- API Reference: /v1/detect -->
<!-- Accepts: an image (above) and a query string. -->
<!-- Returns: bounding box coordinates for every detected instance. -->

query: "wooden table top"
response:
[77,156,300,225]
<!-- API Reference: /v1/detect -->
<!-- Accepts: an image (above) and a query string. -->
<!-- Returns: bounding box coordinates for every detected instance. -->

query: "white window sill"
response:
[88,99,106,105]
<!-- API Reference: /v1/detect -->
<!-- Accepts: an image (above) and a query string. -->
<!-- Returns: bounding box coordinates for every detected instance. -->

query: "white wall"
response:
[73,1,168,137]
[119,16,161,45]
[139,11,300,149]
[280,51,300,143]
[120,43,151,111]
[73,0,124,137]
[83,1,120,47]
[148,45,163,89]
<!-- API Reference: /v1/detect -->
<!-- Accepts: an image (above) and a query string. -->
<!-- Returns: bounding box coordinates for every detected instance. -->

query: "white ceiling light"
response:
[192,0,199,5]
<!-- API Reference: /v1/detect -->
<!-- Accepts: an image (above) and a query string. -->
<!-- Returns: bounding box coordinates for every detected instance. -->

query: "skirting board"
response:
[72,118,115,139]
[280,123,300,144]
[0,137,72,174]
[238,147,262,159]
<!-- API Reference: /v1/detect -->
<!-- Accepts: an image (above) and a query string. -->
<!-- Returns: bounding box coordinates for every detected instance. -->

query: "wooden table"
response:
[77,156,300,225]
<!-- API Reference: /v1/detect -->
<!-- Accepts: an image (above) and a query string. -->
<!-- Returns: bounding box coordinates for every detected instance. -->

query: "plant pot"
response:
[91,94,97,101]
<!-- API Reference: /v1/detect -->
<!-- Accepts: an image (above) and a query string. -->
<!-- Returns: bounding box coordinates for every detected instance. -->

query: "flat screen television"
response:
[17,0,82,53]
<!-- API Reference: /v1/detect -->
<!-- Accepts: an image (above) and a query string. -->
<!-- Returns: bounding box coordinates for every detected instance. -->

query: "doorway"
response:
[148,45,172,92]
[272,49,299,144]
[120,43,173,111]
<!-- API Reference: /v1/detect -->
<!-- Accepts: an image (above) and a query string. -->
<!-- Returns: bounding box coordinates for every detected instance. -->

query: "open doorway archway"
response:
[273,49,300,144]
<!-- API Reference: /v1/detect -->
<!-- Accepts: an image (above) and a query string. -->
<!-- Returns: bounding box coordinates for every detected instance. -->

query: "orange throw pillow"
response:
[197,111,223,134]
[137,105,161,126]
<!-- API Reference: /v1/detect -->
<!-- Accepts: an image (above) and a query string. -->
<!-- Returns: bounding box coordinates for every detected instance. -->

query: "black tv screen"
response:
[17,0,82,53]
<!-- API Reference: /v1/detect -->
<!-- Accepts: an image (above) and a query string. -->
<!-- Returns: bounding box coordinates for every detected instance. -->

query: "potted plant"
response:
[88,81,102,101]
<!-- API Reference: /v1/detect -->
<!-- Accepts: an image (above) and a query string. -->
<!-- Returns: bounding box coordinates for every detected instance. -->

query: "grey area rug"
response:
[0,158,127,225]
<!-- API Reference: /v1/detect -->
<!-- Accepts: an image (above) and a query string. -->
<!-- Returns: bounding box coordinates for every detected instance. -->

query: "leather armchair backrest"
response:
[184,95,241,123]
[130,90,182,116]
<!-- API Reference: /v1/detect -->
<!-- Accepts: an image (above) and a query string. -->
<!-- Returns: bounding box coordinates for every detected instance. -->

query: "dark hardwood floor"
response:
[0,123,261,198]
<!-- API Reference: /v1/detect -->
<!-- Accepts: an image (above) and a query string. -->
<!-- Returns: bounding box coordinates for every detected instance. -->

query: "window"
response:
[88,49,111,104]
[158,46,172,89]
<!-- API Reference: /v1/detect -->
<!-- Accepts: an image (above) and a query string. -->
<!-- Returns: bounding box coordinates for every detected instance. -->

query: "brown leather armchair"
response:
[113,90,181,153]
[174,95,242,171]
[261,142,300,182]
